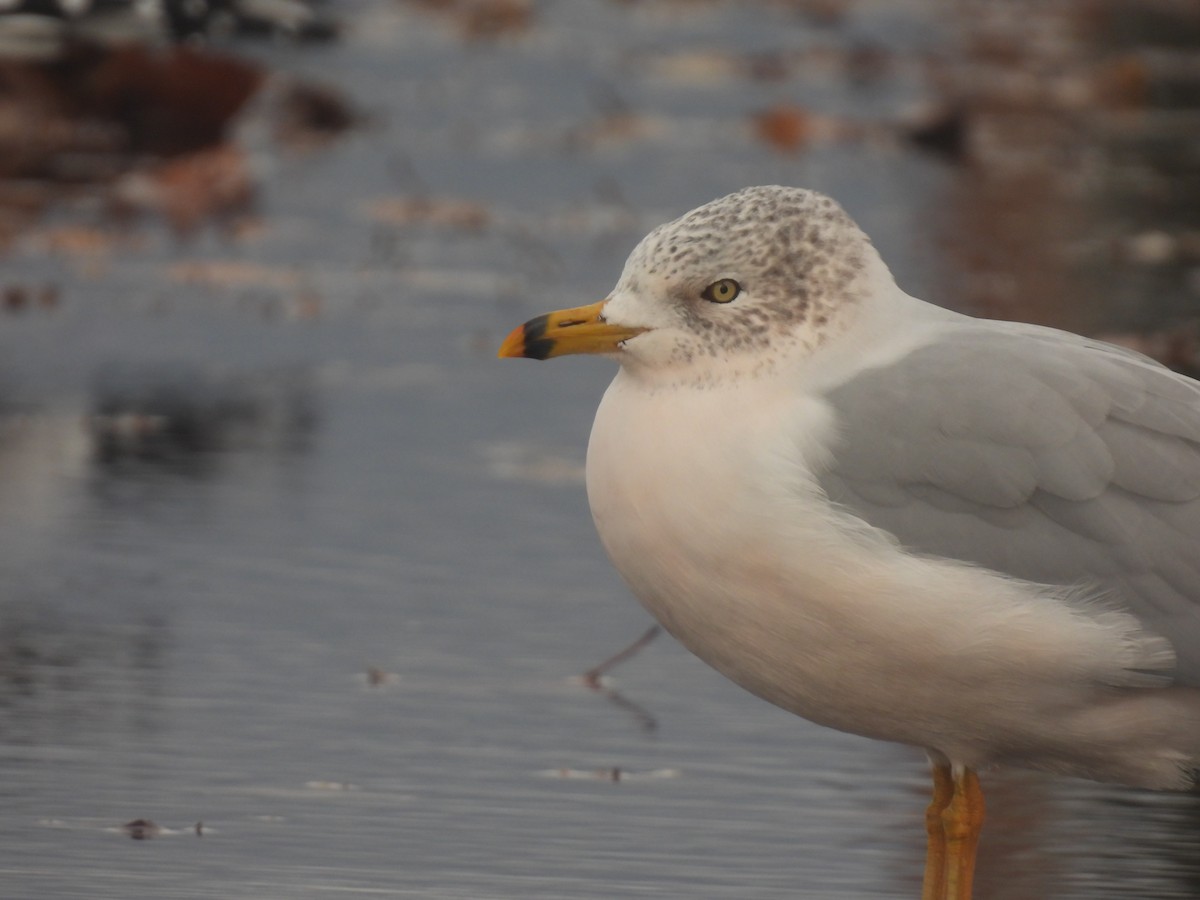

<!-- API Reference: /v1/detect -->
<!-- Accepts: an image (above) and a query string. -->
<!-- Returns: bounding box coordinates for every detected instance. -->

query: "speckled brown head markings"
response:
[618,186,871,373]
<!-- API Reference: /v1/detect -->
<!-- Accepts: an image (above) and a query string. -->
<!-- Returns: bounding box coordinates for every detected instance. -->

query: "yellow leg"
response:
[942,765,985,900]
[921,759,953,900]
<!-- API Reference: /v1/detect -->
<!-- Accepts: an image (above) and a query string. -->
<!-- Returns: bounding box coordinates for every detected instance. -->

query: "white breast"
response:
[585,369,885,724]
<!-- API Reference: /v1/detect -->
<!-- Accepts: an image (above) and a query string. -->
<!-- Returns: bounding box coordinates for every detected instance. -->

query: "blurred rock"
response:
[0,36,358,237]
[754,105,814,153]
[459,0,532,40]
[752,104,859,154]
[122,818,161,840]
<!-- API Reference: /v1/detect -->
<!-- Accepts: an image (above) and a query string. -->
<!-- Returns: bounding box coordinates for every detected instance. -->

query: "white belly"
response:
[581,370,1185,780]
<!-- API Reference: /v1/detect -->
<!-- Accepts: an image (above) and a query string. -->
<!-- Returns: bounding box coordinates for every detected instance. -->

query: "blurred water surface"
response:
[1,2,1199,898]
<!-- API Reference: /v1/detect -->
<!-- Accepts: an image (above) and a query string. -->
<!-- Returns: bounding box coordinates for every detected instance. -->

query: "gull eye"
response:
[701,278,741,304]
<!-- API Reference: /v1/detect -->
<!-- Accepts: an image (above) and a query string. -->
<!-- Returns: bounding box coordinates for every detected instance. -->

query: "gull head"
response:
[499,186,887,385]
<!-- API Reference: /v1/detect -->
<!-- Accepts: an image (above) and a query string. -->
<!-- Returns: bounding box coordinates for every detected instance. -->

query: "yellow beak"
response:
[497,300,647,360]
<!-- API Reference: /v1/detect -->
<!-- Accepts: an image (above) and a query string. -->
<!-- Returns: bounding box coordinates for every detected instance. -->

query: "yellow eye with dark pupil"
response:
[702,278,741,304]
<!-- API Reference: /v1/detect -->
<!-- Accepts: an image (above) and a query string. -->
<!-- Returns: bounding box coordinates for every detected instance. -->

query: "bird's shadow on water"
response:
[1107,786,1200,899]
[1166,793,1200,897]
[969,770,1200,900]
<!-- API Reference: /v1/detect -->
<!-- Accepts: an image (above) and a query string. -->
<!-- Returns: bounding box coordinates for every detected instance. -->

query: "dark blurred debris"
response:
[215,0,338,42]
[2,284,26,312]
[365,665,398,687]
[69,42,263,157]
[0,40,261,185]
[903,105,970,163]
[122,818,160,840]
[460,0,532,40]
[118,817,205,838]
[89,363,316,460]
[1,283,58,313]
[0,0,338,54]
[0,37,357,238]
[0,38,262,174]
[274,82,363,149]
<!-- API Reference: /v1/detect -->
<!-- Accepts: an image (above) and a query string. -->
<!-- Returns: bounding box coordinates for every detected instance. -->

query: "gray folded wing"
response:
[818,323,1200,684]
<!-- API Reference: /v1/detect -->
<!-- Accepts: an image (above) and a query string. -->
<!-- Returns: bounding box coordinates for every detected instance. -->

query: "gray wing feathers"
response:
[1101,421,1200,500]
[819,325,1200,683]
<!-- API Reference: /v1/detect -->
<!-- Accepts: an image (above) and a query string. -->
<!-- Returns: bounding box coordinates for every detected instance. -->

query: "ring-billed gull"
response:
[498,186,1200,900]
